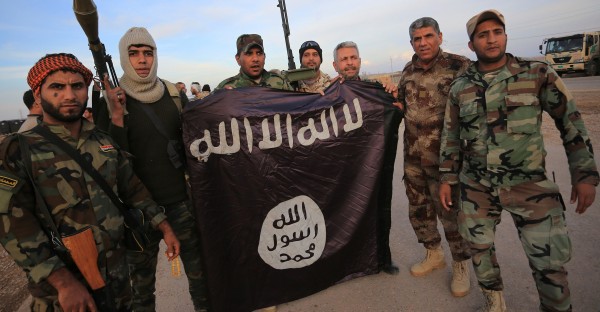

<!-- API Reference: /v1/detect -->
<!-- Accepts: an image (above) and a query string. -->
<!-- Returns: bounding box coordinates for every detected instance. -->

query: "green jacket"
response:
[439,54,599,187]
[216,69,293,90]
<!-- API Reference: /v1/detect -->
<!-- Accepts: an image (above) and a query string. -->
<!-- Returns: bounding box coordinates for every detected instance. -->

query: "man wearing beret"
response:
[95,27,211,312]
[439,9,598,312]
[0,53,180,311]
[216,34,293,90]
[297,40,331,93]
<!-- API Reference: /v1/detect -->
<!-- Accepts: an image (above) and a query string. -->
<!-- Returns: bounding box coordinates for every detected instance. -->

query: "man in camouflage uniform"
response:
[439,10,599,312]
[397,17,472,297]
[216,33,294,312]
[95,27,211,312]
[297,40,331,93]
[216,34,293,91]
[0,53,180,311]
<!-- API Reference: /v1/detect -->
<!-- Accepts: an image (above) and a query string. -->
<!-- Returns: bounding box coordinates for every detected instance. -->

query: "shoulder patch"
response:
[0,174,17,188]
[0,168,24,194]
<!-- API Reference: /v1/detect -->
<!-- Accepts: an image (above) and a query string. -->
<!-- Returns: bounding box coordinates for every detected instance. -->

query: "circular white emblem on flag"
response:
[258,195,326,269]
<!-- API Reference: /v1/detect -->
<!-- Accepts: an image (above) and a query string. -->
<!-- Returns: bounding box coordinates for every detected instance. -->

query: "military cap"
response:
[236,34,264,54]
[466,9,505,39]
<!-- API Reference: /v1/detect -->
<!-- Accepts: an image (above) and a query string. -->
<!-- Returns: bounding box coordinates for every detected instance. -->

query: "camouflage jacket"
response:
[216,69,293,90]
[298,70,332,93]
[0,120,167,286]
[399,50,470,170]
[439,54,599,187]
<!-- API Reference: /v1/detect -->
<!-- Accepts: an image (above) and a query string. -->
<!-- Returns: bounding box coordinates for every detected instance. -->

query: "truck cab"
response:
[540,31,600,76]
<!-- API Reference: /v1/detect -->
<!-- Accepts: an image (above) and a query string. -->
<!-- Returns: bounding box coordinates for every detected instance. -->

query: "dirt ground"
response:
[0,90,598,312]
[0,247,29,312]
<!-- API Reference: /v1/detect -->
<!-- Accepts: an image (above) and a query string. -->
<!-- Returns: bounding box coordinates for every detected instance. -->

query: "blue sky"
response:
[0,0,598,120]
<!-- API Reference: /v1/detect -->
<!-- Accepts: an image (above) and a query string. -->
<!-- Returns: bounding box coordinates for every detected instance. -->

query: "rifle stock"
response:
[62,227,117,311]
[61,227,105,290]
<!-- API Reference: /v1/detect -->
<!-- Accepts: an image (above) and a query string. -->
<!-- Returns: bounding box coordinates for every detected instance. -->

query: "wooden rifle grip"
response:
[62,227,106,290]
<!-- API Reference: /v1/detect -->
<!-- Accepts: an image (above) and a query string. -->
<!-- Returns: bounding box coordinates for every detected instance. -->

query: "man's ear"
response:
[468,41,474,52]
[235,54,241,66]
[33,88,42,104]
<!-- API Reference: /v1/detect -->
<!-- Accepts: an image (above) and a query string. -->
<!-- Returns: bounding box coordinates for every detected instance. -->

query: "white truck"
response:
[539,31,600,76]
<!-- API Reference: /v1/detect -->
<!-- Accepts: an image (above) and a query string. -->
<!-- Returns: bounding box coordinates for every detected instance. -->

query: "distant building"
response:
[364,71,402,86]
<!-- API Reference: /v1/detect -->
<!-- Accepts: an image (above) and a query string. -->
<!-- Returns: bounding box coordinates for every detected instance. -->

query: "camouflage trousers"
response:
[127,200,210,312]
[459,177,572,312]
[404,162,470,261]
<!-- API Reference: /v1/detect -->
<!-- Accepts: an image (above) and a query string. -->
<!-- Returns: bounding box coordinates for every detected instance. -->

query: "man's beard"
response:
[40,96,86,123]
[302,63,320,72]
[342,66,359,80]
[474,46,506,66]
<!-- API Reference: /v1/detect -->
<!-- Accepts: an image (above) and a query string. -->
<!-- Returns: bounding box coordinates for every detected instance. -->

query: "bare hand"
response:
[47,268,97,312]
[570,183,596,214]
[381,82,398,99]
[102,74,126,127]
[393,102,404,110]
[158,221,181,261]
[439,183,454,211]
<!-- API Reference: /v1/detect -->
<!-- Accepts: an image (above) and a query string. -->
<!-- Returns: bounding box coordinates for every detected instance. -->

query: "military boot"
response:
[478,288,507,312]
[450,260,471,297]
[410,245,446,277]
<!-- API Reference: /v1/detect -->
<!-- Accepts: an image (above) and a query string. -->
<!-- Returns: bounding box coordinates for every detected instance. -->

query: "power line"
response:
[511,27,600,42]
[445,27,600,49]
[510,6,600,30]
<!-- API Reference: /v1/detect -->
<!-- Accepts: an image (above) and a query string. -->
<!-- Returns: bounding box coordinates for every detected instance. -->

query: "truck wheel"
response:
[587,61,599,76]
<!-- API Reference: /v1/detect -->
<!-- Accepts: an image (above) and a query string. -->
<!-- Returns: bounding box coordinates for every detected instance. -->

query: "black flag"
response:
[182,81,402,311]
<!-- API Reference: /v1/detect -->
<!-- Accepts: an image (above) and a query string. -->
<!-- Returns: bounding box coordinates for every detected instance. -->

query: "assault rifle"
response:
[276,0,315,88]
[73,0,119,115]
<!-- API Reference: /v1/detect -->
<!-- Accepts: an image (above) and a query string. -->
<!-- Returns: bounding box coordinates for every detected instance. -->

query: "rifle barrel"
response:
[277,0,296,70]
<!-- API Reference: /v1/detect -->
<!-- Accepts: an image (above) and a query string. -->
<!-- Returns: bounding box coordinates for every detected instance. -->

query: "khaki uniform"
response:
[0,121,167,311]
[398,50,471,260]
[439,54,599,311]
[298,70,331,93]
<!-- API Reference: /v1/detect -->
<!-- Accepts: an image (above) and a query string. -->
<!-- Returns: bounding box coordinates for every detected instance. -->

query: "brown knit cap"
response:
[27,53,93,92]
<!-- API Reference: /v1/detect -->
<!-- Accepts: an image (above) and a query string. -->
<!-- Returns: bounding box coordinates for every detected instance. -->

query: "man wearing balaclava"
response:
[94,27,210,312]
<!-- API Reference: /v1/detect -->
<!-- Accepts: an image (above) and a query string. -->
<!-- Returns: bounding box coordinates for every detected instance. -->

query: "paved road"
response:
[562,75,600,91]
